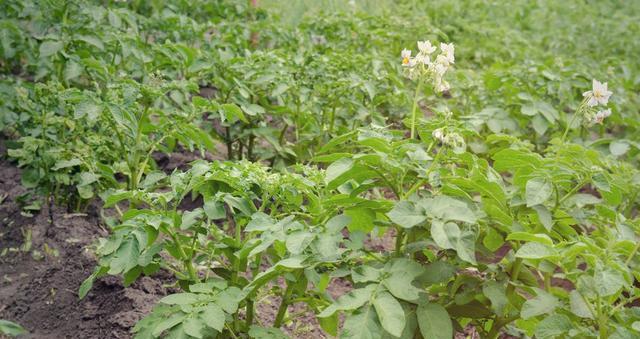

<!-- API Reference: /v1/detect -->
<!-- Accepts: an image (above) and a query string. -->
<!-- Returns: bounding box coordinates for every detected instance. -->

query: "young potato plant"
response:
[312,119,640,338]
[80,160,357,338]
[4,75,213,208]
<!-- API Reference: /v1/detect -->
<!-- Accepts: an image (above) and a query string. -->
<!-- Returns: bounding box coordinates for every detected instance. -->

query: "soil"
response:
[0,157,171,339]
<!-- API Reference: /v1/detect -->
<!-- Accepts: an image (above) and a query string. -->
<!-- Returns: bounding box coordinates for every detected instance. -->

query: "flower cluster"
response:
[401,41,455,92]
[581,79,613,125]
[432,128,466,154]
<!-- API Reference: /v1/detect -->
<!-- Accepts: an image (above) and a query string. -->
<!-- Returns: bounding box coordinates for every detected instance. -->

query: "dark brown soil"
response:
[0,158,170,339]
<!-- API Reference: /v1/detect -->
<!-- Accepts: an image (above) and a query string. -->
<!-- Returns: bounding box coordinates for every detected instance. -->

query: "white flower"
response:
[594,108,612,124]
[440,43,455,64]
[417,40,436,54]
[415,53,430,65]
[401,49,412,66]
[582,79,612,107]
[435,79,450,92]
[433,56,449,75]
[432,128,445,141]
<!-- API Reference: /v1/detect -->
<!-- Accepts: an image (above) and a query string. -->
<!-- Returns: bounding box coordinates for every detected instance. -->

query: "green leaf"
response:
[0,320,28,336]
[222,103,248,123]
[64,60,83,81]
[431,220,477,264]
[483,227,504,252]
[610,140,630,157]
[373,291,406,337]
[532,205,553,231]
[325,157,354,186]
[74,34,105,50]
[416,303,452,339]
[39,40,63,57]
[152,313,186,337]
[521,289,559,319]
[431,220,459,250]
[382,259,424,302]
[326,214,351,232]
[387,201,426,229]
[200,304,225,331]
[108,238,139,274]
[180,209,203,230]
[248,326,288,339]
[515,242,557,259]
[594,267,626,297]
[160,293,200,305]
[534,314,572,339]
[507,232,553,246]
[569,290,593,319]
[352,265,382,284]
[342,305,381,339]
[318,285,376,318]
[52,158,82,171]
[420,261,455,285]
[345,207,375,232]
[75,100,102,121]
[483,281,508,315]
[318,312,339,337]
[204,199,226,220]
[183,316,205,339]
[525,177,553,207]
[421,196,477,224]
[285,230,314,255]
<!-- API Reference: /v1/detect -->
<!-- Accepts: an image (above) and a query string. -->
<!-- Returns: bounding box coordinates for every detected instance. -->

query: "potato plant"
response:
[1,0,639,338]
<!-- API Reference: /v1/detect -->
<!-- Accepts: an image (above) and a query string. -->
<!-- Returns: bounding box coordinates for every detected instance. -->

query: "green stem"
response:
[410,81,423,139]
[506,258,523,295]
[561,112,579,143]
[404,147,443,199]
[329,103,337,134]
[167,229,198,282]
[597,296,608,339]
[226,126,233,160]
[395,227,405,256]
[245,254,262,329]
[561,98,587,143]
[274,273,297,328]
[487,314,518,339]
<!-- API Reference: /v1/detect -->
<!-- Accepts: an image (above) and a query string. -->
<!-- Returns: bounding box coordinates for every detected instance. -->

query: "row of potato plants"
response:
[1,0,639,338]
[80,105,640,338]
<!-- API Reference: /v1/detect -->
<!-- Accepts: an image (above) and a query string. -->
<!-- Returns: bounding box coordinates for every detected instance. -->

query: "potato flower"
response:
[440,43,455,64]
[593,108,612,124]
[417,41,437,54]
[432,128,445,142]
[401,49,412,66]
[582,79,612,107]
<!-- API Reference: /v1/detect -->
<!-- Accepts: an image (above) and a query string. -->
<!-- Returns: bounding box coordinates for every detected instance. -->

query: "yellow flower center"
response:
[402,57,410,65]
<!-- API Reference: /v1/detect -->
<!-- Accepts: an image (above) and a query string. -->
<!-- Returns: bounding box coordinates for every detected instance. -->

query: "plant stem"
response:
[273,273,297,328]
[245,254,262,329]
[506,258,523,295]
[561,98,587,143]
[410,81,423,139]
[395,227,404,256]
[226,126,233,160]
[561,112,579,143]
[329,104,337,134]
[597,296,608,339]
[167,230,198,282]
